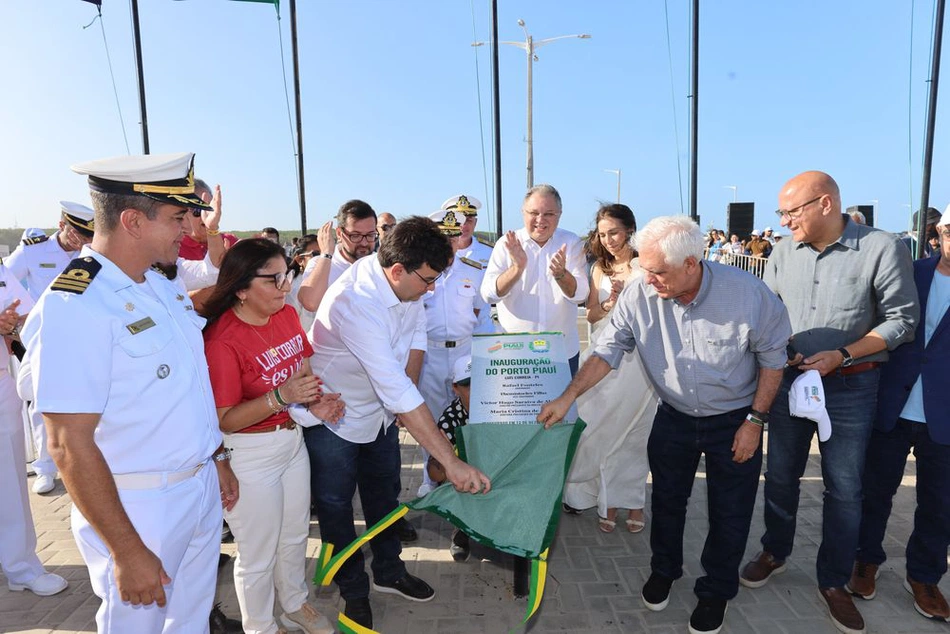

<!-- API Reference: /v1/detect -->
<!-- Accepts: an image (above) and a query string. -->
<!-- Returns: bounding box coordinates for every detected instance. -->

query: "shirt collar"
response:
[794,213,858,252]
[366,256,400,309]
[674,259,713,307]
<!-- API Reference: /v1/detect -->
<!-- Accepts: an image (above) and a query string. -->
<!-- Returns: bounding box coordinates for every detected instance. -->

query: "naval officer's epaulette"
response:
[22,235,48,246]
[476,235,495,247]
[49,256,101,295]
[459,256,483,270]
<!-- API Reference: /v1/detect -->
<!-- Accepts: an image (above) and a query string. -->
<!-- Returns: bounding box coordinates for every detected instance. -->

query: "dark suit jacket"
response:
[876,256,950,444]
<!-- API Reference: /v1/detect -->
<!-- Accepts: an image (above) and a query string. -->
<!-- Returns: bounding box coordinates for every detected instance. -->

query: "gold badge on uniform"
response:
[39,263,57,268]
[126,317,156,334]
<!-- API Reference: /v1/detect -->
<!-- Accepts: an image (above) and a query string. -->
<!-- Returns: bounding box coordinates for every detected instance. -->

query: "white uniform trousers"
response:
[28,402,57,477]
[223,426,311,634]
[417,341,471,489]
[72,459,222,634]
[0,373,46,584]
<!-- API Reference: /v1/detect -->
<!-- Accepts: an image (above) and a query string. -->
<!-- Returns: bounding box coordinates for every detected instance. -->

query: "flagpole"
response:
[289,0,308,236]
[917,0,945,259]
[490,0,503,237]
[129,0,150,154]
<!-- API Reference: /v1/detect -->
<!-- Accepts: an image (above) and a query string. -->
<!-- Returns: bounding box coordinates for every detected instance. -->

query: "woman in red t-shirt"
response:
[202,238,342,634]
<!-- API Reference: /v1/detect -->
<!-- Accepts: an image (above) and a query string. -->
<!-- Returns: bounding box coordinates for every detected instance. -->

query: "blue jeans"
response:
[304,423,405,600]
[648,403,761,600]
[856,419,950,584]
[761,367,879,588]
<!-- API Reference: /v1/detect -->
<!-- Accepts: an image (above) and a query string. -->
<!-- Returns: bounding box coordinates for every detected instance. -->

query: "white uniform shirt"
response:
[457,237,492,269]
[5,232,75,301]
[308,256,427,444]
[423,256,487,342]
[480,226,589,357]
[0,264,34,372]
[21,247,221,474]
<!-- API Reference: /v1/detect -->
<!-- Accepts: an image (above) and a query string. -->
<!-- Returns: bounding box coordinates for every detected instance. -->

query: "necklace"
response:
[235,307,278,357]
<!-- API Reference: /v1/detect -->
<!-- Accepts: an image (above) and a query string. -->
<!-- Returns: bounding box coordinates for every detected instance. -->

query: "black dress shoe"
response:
[218,553,231,569]
[221,520,234,544]
[344,597,373,629]
[395,517,418,543]
[209,603,244,634]
[372,572,435,602]
[450,529,470,562]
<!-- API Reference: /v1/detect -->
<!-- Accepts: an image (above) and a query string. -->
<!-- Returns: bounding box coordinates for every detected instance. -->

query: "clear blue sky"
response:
[2,1,949,237]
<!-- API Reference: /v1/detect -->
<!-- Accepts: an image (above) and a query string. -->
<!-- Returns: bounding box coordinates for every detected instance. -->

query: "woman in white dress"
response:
[563,204,658,533]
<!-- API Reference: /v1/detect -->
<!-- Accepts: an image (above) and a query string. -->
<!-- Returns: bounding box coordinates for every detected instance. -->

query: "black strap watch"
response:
[837,347,854,368]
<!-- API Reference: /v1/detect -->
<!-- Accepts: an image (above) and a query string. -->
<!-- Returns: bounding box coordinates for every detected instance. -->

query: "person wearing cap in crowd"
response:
[0,261,69,599]
[538,215,791,634]
[741,171,918,634]
[306,216,491,630]
[481,184,589,374]
[20,152,239,633]
[425,354,475,561]
[259,227,280,244]
[747,230,772,258]
[902,207,942,259]
[763,226,777,244]
[443,194,496,334]
[5,200,95,495]
[415,209,488,496]
[847,206,950,622]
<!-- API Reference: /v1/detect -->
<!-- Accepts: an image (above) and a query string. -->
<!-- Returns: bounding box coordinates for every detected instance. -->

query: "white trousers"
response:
[0,372,46,584]
[73,460,222,634]
[224,426,311,634]
[28,402,56,477]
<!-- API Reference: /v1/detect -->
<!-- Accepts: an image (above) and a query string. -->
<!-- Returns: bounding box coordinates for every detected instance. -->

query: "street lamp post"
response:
[604,169,621,202]
[723,185,737,202]
[474,21,590,189]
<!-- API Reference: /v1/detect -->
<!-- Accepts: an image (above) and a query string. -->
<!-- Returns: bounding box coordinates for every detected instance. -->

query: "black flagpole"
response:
[289,0,308,236]
[917,0,945,259]
[130,0,149,154]
[490,0,503,237]
[689,0,698,221]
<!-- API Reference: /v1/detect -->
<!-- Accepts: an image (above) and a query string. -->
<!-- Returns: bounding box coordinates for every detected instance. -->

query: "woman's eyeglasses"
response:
[254,270,295,289]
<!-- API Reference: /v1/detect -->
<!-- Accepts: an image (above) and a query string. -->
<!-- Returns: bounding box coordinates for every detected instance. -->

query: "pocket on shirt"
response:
[700,338,743,371]
[457,285,477,298]
[832,277,865,312]
[117,326,173,357]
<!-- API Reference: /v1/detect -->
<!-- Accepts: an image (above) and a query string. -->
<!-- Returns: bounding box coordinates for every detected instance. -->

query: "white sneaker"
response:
[417,483,434,497]
[32,474,55,495]
[279,603,333,634]
[8,572,68,596]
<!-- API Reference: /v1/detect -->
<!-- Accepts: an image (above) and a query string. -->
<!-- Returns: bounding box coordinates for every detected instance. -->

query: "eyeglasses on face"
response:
[254,269,295,289]
[774,195,824,220]
[340,229,378,243]
[411,269,441,285]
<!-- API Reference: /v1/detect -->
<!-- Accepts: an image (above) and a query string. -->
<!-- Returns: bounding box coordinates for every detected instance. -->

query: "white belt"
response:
[112,462,206,490]
[428,336,471,349]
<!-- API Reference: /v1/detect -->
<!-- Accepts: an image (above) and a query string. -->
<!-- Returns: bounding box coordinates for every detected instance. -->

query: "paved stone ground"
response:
[3,317,945,633]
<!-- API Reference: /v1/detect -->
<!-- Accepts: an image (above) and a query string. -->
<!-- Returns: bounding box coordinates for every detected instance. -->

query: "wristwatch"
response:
[837,347,854,368]
[213,448,232,462]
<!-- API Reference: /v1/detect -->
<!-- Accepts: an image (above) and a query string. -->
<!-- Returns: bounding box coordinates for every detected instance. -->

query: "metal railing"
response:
[705,248,767,278]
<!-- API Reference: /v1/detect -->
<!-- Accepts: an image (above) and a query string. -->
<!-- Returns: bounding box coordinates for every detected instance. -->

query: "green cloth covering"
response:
[407,420,585,558]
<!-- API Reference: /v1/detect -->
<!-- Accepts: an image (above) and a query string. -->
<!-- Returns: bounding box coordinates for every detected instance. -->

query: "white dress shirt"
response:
[308,256,427,444]
[4,232,75,301]
[480,226,589,357]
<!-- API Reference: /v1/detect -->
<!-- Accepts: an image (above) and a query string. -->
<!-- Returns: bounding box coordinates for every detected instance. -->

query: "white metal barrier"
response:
[705,249,767,278]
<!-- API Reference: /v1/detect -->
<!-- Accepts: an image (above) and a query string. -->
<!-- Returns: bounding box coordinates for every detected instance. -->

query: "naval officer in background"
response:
[21,152,238,633]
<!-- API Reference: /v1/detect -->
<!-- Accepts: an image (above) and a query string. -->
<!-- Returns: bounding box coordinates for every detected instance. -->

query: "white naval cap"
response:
[429,209,463,237]
[70,152,211,211]
[21,227,46,241]
[789,369,831,442]
[938,204,950,227]
[441,194,482,217]
[452,355,472,384]
[59,201,95,236]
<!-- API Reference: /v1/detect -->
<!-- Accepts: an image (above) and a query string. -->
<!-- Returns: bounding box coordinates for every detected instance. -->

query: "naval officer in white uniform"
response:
[416,208,487,495]
[442,194,495,334]
[21,152,239,634]
[5,201,95,494]
[0,262,68,598]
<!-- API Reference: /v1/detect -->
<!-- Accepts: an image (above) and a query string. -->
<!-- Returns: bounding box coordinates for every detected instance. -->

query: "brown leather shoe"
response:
[739,551,786,588]
[904,577,950,621]
[818,587,866,634]
[846,561,879,600]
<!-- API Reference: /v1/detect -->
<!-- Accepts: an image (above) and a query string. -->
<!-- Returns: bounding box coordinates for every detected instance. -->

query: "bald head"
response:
[778,171,845,250]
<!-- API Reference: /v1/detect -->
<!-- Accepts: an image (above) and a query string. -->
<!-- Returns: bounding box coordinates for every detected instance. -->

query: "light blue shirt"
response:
[900,271,950,423]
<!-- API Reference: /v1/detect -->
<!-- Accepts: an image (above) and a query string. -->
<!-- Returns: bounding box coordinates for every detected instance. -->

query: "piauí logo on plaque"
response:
[529,338,550,353]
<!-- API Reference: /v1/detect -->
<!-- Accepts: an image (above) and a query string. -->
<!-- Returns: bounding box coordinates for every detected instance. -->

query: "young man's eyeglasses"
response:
[340,229,378,243]
[774,195,824,220]
[411,269,441,285]
[254,270,295,289]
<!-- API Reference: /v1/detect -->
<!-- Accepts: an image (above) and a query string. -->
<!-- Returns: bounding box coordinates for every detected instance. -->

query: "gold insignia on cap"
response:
[133,163,196,196]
